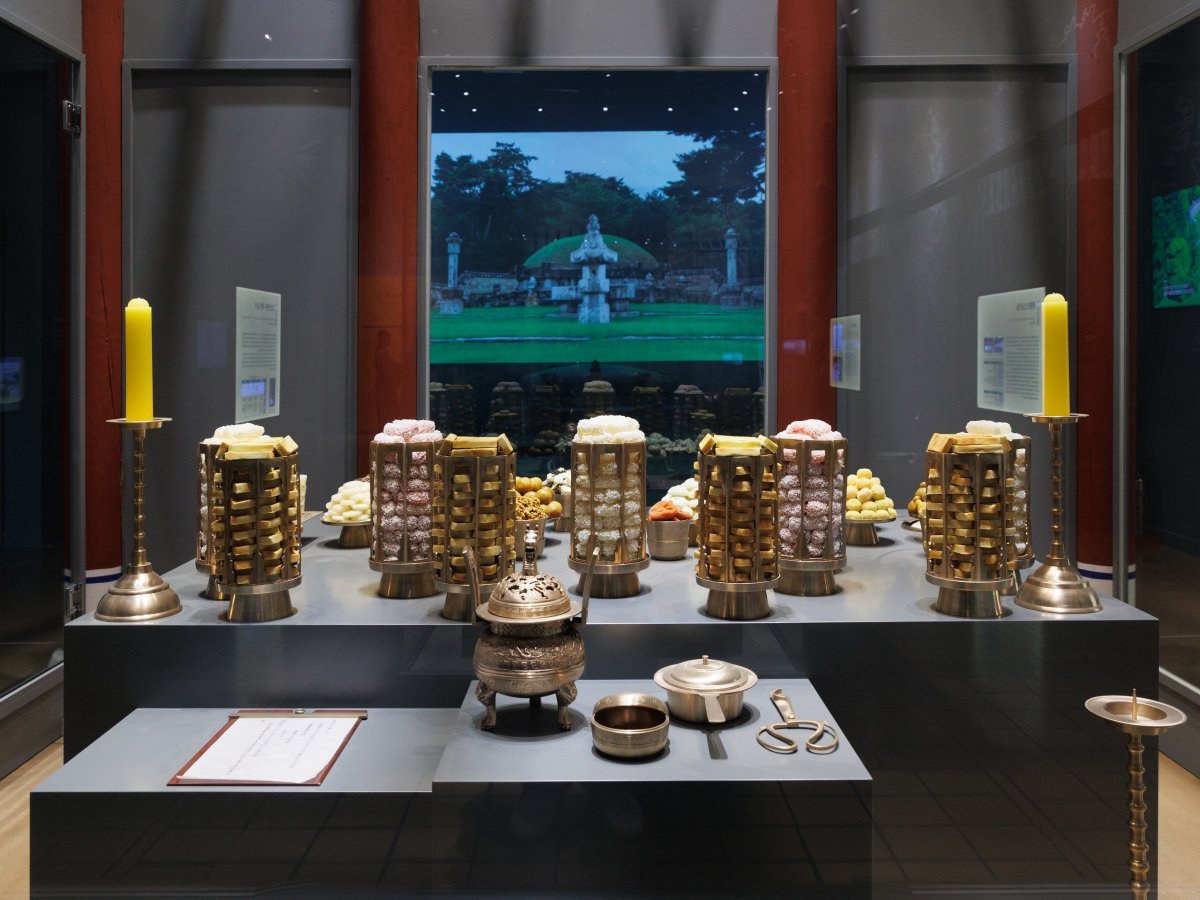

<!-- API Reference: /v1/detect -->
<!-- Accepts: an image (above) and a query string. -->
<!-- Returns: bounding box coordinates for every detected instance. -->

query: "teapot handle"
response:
[463,546,480,624]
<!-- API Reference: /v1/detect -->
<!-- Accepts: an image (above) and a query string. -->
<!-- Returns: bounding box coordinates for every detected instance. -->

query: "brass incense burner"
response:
[466,527,598,731]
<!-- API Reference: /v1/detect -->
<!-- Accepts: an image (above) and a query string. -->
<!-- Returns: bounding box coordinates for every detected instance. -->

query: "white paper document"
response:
[976,287,1043,414]
[174,715,361,785]
[235,287,282,423]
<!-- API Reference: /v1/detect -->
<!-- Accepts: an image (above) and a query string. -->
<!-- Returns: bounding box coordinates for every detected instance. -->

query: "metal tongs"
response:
[756,688,840,755]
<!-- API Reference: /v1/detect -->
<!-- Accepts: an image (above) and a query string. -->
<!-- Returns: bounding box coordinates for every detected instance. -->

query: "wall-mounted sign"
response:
[976,287,1042,414]
[235,287,281,423]
[830,315,861,391]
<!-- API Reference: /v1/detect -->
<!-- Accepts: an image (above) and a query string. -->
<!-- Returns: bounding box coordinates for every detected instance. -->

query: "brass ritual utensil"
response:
[96,418,182,622]
[1085,690,1186,900]
[756,688,840,755]
[1016,414,1101,613]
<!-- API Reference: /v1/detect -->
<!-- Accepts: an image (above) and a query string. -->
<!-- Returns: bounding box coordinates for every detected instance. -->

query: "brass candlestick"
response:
[1016,414,1101,613]
[96,418,182,622]
[1085,691,1187,900]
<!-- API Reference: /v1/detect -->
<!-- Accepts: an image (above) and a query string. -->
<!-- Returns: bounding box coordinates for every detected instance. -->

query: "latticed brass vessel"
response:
[775,435,846,597]
[568,439,649,598]
[369,439,437,599]
[210,447,302,623]
[695,434,779,620]
[432,435,517,620]
[923,445,1014,618]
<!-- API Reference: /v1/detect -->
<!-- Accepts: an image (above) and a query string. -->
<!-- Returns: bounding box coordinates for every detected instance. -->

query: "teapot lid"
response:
[654,655,757,693]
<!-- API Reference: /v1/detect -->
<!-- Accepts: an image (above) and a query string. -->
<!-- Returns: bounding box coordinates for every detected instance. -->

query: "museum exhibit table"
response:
[32,680,871,896]
[61,521,1159,895]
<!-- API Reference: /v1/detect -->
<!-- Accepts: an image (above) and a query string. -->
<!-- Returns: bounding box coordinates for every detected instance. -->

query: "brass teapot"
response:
[465,525,597,730]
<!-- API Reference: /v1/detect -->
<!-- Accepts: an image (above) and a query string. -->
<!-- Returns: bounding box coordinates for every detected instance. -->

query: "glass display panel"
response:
[427,69,767,491]
[1131,18,1200,690]
[0,22,74,693]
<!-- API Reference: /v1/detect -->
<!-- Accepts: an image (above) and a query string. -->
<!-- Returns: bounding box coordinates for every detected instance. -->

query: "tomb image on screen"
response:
[427,70,768,468]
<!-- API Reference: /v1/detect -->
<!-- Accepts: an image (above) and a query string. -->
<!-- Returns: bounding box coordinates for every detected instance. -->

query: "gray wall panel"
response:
[1118,0,1200,47]
[0,0,80,57]
[129,70,355,568]
[837,0,1074,58]
[841,66,1071,557]
[125,0,358,62]
[420,0,776,61]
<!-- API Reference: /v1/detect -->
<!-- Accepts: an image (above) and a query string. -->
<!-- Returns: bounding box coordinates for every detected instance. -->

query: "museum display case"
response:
[16,1,1200,898]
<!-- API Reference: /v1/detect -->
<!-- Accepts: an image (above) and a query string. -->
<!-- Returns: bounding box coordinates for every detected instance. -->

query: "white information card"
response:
[830,315,862,391]
[976,287,1043,414]
[235,287,282,423]
[171,712,364,786]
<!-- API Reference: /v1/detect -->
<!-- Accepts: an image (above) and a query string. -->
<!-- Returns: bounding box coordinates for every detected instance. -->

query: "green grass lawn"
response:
[430,303,764,364]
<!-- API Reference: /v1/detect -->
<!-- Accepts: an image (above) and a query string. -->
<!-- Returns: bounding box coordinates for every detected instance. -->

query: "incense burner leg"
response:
[476,681,497,730]
[528,694,542,709]
[555,682,578,730]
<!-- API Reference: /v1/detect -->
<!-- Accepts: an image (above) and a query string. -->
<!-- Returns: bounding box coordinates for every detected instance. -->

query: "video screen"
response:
[426,69,768,475]
[1151,183,1200,308]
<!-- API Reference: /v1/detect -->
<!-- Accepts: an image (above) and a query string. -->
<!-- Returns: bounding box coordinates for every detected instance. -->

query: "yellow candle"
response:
[1041,292,1070,416]
[124,297,154,420]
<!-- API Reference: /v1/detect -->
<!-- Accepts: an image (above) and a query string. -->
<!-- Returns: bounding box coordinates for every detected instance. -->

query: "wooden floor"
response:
[1,742,1197,898]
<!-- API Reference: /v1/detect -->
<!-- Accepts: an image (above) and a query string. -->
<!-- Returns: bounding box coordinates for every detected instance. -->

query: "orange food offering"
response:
[649,499,691,521]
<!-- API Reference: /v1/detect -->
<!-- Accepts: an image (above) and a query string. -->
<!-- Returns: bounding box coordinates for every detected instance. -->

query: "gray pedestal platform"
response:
[60,522,1160,896]
[33,682,871,897]
[31,707,456,896]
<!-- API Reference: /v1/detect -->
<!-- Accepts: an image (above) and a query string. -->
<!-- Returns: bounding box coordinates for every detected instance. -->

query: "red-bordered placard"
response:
[169,709,368,786]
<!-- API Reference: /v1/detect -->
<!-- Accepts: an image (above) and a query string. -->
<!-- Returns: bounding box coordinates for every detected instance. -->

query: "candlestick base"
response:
[95,568,182,622]
[1014,560,1102,614]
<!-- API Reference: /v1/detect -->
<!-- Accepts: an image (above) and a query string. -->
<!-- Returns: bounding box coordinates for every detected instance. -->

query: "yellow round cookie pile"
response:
[907,482,927,519]
[515,475,562,518]
[846,468,896,521]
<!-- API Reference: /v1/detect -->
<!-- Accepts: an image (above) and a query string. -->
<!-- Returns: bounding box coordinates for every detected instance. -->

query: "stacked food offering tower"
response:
[964,420,1036,591]
[206,432,302,622]
[923,429,1017,618]
[369,419,442,599]
[774,419,847,596]
[433,433,517,619]
[695,433,779,619]
[196,423,272,601]
[569,414,649,598]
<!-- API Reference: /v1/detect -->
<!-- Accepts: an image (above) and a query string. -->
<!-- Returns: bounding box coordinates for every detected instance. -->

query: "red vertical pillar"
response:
[1075,0,1117,585]
[357,0,421,472]
[776,0,838,428]
[82,0,124,593]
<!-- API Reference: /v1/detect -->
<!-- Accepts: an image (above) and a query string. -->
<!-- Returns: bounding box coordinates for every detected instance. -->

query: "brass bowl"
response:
[591,693,669,759]
[647,518,692,560]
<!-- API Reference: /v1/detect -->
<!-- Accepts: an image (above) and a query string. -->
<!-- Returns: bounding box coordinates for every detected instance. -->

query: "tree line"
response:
[430,126,766,280]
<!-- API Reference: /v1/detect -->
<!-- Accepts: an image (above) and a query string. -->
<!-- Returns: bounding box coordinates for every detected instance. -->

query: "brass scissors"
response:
[756,688,840,754]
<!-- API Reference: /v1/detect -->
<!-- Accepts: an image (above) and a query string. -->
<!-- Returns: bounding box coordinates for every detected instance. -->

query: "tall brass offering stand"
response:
[1085,691,1186,900]
[96,418,182,622]
[1016,414,1101,613]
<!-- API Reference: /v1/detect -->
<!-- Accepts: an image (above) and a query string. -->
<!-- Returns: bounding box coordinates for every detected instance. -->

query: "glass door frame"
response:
[0,7,86,695]
[1115,0,1200,705]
